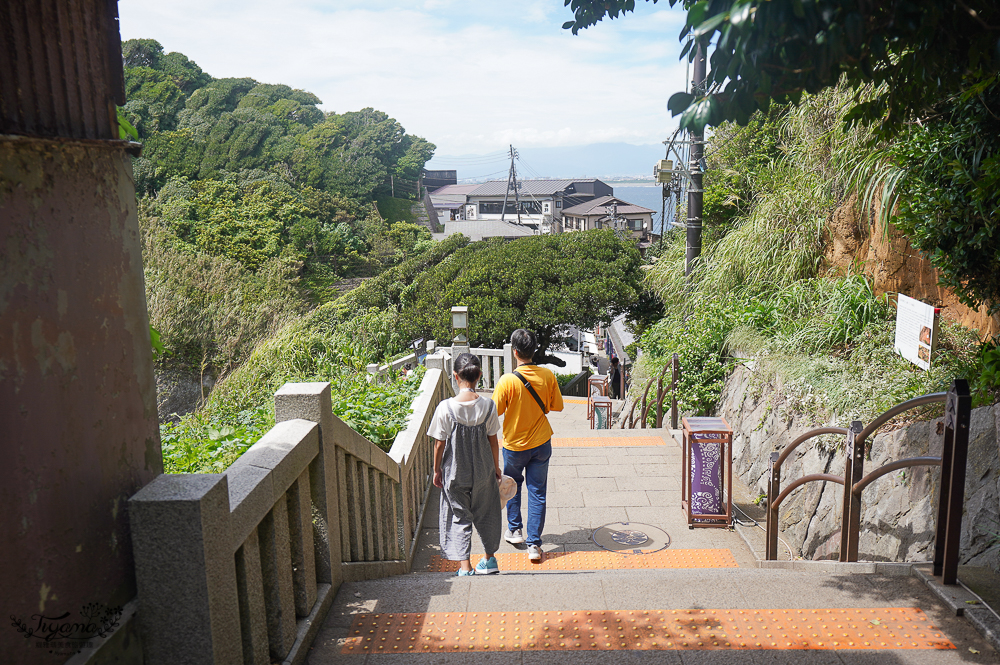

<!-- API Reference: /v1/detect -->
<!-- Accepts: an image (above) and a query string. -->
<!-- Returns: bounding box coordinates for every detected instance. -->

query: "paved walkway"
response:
[305,396,998,663]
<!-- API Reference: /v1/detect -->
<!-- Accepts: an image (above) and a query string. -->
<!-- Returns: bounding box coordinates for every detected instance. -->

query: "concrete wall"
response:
[1,137,161,664]
[719,365,1000,572]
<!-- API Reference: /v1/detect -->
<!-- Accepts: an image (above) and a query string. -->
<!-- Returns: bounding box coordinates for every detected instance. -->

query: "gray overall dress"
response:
[438,399,502,560]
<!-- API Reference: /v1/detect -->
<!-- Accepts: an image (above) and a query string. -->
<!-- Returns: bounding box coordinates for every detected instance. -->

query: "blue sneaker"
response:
[456,568,475,576]
[475,556,499,574]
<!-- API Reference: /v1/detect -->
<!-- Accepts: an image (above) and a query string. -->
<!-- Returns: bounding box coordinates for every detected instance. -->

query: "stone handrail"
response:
[469,344,513,390]
[129,368,451,665]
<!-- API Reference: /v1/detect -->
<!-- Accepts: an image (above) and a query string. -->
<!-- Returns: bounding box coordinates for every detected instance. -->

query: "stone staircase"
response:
[301,398,999,663]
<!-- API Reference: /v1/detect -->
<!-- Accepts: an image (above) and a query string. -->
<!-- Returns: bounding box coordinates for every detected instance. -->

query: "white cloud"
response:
[119,0,689,154]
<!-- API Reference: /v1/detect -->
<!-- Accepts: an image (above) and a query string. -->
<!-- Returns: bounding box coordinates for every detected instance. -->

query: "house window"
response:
[628,219,643,230]
[478,201,542,215]
[555,200,562,208]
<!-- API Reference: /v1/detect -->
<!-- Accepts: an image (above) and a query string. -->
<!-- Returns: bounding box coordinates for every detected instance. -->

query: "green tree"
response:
[563,1,1000,137]
[857,77,1000,314]
[402,230,643,356]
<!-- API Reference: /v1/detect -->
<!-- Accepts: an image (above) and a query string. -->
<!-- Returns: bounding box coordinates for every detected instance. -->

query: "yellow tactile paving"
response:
[562,398,589,404]
[426,548,739,572]
[342,607,955,653]
[552,436,666,448]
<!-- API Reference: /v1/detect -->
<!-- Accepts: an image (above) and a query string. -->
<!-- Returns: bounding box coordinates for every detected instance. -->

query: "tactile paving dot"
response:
[341,608,955,653]
[427,548,737,572]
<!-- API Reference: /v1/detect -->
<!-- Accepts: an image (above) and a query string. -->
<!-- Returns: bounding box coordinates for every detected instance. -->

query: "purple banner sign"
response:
[690,433,722,515]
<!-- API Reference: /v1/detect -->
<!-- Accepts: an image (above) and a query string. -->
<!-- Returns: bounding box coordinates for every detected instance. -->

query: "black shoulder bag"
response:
[513,370,548,414]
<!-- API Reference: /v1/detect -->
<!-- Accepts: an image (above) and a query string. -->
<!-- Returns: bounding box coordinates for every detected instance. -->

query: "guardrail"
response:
[129,368,451,665]
[621,353,680,429]
[764,379,971,585]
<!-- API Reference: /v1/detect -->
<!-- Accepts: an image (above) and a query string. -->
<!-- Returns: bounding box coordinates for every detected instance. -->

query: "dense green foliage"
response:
[638,88,985,420]
[854,77,1000,315]
[335,230,643,356]
[124,38,443,472]
[564,1,1000,138]
[127,38,440,377]
[124,38,435,291]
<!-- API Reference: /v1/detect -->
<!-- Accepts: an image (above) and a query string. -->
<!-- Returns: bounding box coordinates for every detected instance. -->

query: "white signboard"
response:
[894,294,937,370]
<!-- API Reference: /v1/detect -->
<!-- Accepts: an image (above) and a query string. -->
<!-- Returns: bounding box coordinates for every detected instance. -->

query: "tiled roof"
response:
[429,184,479,208]
[562,195,655,216]
[468,179,578,197]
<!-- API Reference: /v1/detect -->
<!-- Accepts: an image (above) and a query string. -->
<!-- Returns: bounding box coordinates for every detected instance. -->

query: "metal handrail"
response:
[775,427,848,469]
[627,376,656,429]
[765,426,849,561]
[856,393,946,447]
[852,457,942,495]
[762,380,972,586]
[771,473,844,509]
[842,392,946,563]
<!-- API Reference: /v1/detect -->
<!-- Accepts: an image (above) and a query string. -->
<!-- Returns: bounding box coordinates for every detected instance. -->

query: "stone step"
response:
[307,567,995,663]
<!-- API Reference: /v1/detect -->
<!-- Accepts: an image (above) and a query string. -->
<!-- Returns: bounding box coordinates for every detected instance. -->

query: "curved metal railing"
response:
[764,380,971,585]
[765,426,849,560]
[620,353,680,430]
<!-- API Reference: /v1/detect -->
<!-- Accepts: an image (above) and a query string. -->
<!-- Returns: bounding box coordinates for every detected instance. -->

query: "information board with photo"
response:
[894,294,938,370]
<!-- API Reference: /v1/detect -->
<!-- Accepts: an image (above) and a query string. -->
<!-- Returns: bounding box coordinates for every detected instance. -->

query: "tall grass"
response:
[636,82,980,421]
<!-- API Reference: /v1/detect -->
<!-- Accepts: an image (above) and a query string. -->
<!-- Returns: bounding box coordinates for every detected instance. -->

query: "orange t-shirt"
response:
[492,364,564,451]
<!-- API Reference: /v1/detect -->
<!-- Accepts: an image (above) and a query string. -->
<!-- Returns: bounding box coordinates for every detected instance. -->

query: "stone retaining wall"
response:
[719,365,1000,572]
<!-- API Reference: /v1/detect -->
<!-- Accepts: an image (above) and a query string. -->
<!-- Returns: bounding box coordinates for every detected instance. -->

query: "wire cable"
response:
[732,503,793,561]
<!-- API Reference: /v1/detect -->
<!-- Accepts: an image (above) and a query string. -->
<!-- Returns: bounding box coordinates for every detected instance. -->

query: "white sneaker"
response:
[527,544,543,563]
[504,528,525,544]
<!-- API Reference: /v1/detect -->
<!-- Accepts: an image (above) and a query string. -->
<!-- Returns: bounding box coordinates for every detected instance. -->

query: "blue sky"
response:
[119,0,690,156]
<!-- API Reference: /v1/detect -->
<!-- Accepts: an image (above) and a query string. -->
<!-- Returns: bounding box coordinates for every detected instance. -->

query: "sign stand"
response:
[681,416,733,528]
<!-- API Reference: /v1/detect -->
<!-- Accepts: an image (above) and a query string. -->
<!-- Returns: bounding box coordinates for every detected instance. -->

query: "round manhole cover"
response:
[592,522,670,554]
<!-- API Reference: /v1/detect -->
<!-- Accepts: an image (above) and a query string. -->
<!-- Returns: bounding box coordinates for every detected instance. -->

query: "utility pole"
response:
[501,144,522,224]
[686,39,707,277]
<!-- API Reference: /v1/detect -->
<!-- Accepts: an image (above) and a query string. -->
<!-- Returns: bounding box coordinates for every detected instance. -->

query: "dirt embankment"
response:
[823,194,1000,339]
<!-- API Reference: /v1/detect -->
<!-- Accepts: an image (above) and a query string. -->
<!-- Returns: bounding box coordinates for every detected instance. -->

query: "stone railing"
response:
[129,368,451,665]
[470,345,514,390]
[424,344,514,392]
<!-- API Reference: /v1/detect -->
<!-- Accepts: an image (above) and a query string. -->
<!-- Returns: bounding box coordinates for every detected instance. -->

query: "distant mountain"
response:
[427,143,665,181]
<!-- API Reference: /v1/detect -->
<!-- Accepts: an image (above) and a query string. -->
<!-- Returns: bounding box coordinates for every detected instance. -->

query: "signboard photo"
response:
[894,294,938,370]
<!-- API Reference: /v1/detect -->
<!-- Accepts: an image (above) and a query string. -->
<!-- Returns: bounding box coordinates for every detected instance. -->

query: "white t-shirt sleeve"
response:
[426,401,452,441]
[484,401,500,437]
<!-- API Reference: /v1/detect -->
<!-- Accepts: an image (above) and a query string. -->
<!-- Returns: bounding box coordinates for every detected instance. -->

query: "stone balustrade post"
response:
[274,382,343,593]
[129,475,242,665]
[503,343,514,375]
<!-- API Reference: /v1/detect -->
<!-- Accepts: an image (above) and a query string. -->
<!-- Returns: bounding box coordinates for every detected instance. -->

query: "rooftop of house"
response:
[434,219,538,242]
[562,195,656,217]
[429,184,481,208]
[467,178,606,198]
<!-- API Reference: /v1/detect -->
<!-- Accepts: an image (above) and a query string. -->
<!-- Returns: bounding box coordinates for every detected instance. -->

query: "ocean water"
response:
[612,185,677,235]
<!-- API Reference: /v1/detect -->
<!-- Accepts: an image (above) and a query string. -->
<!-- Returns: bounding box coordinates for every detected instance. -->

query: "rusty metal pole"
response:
[766,451,780,560]
[670,353,680,429]
[656,371,664,428]
[839,422,864,562]
[843,421,866,562]
[940,379,971,584]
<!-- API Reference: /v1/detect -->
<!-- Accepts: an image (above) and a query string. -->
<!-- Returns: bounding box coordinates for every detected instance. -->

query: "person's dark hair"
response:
[453,353,482,384]
[510,329,537,361]
[610,357,620,366]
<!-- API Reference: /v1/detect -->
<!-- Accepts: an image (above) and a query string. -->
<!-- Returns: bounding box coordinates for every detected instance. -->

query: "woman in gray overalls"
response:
[429,353,503,575]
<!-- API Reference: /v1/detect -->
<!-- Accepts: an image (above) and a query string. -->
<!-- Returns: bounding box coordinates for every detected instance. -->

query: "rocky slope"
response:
[719,364,1000,572]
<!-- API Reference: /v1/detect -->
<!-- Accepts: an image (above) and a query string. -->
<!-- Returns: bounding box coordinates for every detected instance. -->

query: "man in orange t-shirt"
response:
[492,329,564,562]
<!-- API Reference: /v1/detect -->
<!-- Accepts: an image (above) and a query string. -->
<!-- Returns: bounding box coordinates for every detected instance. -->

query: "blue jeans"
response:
[502,441,551,546]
